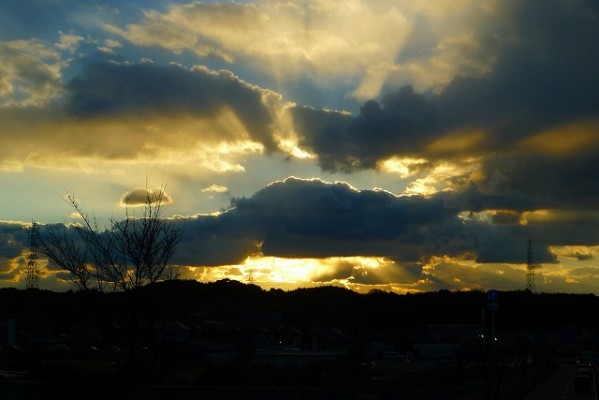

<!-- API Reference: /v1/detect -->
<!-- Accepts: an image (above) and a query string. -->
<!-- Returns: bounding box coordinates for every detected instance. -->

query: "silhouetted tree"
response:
[34,220,91,290]
[35,184,182,292]
[34,183,183,397]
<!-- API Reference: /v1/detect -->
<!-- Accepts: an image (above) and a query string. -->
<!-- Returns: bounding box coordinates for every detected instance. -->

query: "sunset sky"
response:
[1,0,599,294]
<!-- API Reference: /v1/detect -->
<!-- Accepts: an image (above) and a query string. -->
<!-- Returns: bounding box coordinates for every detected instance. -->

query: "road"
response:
[524,361,597,400]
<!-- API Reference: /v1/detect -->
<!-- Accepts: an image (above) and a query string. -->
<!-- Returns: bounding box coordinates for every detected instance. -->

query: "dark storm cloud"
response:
[232,177,455,242]
[175,177,449,264]
[439,0,599,131]
[174,213,262,266]
[474,148,599,210]
[515,213,599,248]
[0,221,29,259]
[292,86,446,172]
[290,0,599,213]
[175,177,454,265]
[460,220,556,264]
[66,61,280,151]
[173,178,559,266]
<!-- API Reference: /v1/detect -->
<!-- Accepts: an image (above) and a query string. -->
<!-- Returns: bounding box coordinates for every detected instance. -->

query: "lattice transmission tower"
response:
[526,238,536,293]
[25,222,41,289]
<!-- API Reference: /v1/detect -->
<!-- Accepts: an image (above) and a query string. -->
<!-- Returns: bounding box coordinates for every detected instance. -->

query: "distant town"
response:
[2,279,598,399]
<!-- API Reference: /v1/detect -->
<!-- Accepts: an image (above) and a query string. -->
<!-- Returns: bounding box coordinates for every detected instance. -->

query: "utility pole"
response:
[486,289,500,399]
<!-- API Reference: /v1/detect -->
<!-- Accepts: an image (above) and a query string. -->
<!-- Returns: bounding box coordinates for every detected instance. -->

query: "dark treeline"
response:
[2,280,598,334]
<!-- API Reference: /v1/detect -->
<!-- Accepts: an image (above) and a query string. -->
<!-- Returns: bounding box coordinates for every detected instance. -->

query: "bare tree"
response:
[34,184,183,397]
[34,221,91,290]
[35,184,182,292]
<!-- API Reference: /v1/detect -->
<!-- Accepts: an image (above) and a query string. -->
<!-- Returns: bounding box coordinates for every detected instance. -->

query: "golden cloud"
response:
[108,0,498,99]
[202,184,229,194]
[0,40,63,106]
[404,158,480,195]
[0,107,269,173]
[521,209,599,225]
[120,187,173,207]
[519,119,599,157]
[549,245,599,261]
[378,157,428,178]
[426,129,488,156]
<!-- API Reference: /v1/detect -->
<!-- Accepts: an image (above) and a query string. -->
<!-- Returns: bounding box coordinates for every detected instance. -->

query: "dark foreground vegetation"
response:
[1,280,598,399]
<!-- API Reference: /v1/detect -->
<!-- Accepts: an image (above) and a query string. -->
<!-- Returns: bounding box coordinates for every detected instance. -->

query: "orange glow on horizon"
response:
[186,255,396,291]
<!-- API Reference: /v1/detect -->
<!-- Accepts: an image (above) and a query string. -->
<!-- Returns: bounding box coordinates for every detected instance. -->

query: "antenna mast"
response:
[526,238,536,293]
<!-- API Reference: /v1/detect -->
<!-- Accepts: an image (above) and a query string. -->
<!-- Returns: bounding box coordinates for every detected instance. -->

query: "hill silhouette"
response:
[2,280,599,338]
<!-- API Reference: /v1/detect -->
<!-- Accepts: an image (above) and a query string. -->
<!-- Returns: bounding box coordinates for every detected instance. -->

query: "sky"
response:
[1,0,599,294]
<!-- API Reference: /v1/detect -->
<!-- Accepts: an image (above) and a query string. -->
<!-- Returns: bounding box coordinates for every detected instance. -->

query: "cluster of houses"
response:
[1,309,467,371]
[2,303,591,374]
